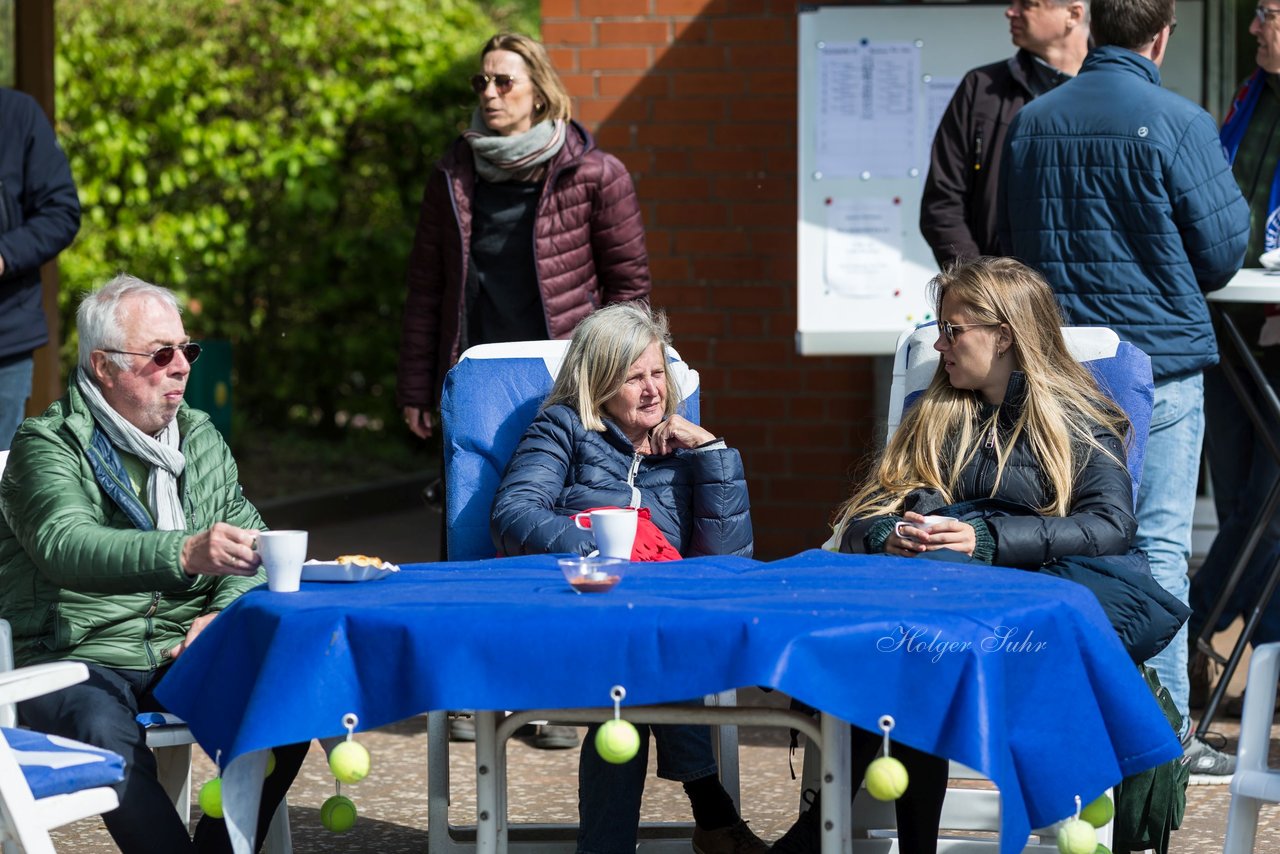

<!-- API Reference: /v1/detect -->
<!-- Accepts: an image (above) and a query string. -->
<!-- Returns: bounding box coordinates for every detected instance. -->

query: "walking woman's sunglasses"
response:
[470,74,520,95]
[100,342,202,368]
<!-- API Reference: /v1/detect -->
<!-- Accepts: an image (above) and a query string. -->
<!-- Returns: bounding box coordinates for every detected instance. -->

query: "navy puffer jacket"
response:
[491,404,752,558]
[1000,47,1249,381]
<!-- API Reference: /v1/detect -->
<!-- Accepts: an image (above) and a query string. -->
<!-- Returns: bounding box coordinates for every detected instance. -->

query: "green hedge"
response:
[55,0,532,438]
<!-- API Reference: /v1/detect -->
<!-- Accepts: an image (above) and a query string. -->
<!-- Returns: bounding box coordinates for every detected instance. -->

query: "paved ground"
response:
[43,502,1280,852]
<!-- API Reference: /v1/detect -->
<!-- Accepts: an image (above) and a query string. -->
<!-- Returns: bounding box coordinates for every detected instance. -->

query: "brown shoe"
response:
[692,820,769,854]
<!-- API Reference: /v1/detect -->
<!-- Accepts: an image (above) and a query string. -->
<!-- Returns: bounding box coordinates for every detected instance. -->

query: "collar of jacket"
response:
[1079,44,1161,87]
[441,118,595,188]
[976,370,1029,432]
[1007,49,1039,96]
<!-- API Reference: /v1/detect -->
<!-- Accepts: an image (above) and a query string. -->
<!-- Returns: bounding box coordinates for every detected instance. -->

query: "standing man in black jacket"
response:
[920,0,1089,268]
[0,87,81,450]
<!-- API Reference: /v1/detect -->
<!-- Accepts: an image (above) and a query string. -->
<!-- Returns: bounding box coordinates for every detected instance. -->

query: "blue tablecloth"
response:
[156,550,1181,850]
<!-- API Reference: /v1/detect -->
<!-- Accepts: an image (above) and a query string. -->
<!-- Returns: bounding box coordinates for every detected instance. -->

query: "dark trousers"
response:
[18,662,309,854]
[850,725,949,854]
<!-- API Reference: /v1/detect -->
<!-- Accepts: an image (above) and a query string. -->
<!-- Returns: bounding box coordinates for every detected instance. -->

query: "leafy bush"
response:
[55,0,507,438]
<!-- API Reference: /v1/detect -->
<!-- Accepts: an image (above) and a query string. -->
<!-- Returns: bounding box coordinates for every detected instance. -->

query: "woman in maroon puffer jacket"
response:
[397,32,651,441]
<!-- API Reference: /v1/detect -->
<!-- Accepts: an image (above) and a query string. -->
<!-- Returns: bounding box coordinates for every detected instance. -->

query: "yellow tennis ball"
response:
[265,749,276,778]
[1080,794,1114,828]
[1056,818,1098,854]
[320,794,357,832]
[1094,845,1112,854]
[594,719,640,764]
[198,777,223,819]
[865,755,909,801]
[329,740,371,784]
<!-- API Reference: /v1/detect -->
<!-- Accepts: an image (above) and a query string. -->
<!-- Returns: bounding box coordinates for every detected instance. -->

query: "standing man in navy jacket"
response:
[1000,0,1249,781]
[0,88,80,450]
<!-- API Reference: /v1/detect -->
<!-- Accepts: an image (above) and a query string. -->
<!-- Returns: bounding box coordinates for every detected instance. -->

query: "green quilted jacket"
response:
[0,379,265,668]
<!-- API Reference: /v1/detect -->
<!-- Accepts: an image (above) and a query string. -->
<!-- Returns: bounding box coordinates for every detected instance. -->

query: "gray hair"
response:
[544,302,680,432]
[77,274,182,373]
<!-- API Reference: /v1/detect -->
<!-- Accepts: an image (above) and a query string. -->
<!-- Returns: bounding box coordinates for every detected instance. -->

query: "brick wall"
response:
[542,0,878,558]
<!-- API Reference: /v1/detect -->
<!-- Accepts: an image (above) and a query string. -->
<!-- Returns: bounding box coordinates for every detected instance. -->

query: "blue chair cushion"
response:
[4,726,125,799]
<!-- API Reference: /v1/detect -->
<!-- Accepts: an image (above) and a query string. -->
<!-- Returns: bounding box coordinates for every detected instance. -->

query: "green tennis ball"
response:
[329,740,371,784]
[1080,793,1111,829]
[1080,794,1114,828]
[320,794,357,832]
[265,750,276,778]
[1056,818,1098,854]
[864,755,909,801]
[594,719,640,764]
[198,777,223,819]
[1095,845,1112,854]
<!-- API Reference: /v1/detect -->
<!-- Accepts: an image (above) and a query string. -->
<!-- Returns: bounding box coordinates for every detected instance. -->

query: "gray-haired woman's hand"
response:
[648,414,715,455]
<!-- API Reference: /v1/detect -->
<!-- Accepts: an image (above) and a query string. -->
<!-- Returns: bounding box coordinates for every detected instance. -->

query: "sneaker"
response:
[448,714,476,742]
[769,790,821,854]
[693,820,769,854]
[1183,733,1236,784]
[533,724,579,750]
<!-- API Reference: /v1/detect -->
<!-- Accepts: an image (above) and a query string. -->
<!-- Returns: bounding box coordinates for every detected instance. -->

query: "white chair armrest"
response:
[0,661,89,707]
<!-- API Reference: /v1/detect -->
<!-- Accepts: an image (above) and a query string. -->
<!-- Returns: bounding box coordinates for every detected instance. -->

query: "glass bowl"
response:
[558,556,625,594]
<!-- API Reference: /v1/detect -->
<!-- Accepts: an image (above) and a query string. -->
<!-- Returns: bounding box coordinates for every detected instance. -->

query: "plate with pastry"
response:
[301,554,400,583]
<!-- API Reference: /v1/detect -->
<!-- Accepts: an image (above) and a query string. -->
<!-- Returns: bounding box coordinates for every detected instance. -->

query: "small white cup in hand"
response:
[256,530,309,592]
[573,508,638,560]
[894,515,956,543]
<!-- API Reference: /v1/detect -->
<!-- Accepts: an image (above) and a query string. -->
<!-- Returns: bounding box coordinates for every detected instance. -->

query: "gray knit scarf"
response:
[463,110,567,183]
[76,367,186,531]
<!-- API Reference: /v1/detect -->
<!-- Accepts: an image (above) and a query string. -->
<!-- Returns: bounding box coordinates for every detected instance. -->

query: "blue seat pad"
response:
[4,726,125,799]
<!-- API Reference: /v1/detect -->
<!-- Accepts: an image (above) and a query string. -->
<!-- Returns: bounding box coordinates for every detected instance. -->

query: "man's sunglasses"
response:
[470,74,520,95]
[101,342,202,367]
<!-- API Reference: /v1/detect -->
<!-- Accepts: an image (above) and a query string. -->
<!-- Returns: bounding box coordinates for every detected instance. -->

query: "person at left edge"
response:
[0,87,81,449]
[0,275,308,853]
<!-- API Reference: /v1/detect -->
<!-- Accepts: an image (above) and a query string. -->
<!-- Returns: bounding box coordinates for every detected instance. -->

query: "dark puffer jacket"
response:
[397,120,651,410]
[841,373,1137,569]
[0,89,81,360]
[491,404,752,558]
[1000,47,1249,381]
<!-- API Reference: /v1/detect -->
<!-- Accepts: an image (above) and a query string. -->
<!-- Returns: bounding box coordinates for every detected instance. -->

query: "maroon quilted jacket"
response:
[397,120,651,410]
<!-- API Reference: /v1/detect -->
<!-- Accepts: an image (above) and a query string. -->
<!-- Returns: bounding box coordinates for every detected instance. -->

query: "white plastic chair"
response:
[432,339,738,854]
[0,660,122,854]
[0,450,291,852]
[1223,641,1280,854]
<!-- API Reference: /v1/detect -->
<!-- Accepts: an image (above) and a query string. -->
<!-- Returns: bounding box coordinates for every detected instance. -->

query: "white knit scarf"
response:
[77,368,186,531]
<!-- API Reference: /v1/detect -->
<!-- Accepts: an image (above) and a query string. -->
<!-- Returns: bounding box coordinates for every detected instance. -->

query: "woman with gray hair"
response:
[490,302,760,854]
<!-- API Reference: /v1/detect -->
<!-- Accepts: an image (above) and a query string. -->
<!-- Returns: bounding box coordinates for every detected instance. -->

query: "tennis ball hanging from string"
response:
[595,685,640,764]
[265,749,276,778]
[198,749,224,819]
[1057,796,1099,854]
[321,793,358,832]
[864,715,909,802]
[1079,793,1113,828]
[328,713,370,784]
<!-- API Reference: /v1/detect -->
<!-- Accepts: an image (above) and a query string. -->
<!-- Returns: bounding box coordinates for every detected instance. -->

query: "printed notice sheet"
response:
[824,198,902,296]
[815,41,921,179]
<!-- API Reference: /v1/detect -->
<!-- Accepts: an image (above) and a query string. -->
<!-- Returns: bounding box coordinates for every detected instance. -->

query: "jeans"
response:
[18,662,309,854]
[577,723,719,854]
[0,354,33,450]
[1189,360,1280,646]
[1136,373,1205,732]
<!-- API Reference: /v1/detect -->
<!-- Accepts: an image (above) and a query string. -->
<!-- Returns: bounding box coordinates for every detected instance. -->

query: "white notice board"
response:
[796,2,1205,356]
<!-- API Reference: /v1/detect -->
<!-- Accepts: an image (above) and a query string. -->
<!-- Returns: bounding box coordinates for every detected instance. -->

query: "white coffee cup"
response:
[573,508,638,560]
[894,515,956,541]
[255,530,309,592]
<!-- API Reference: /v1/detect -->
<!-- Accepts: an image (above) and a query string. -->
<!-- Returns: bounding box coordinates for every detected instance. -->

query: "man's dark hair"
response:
[1090,0,1175,49]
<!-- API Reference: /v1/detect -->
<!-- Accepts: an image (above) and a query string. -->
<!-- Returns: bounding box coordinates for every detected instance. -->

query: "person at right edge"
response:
[1000,0,1249,782]
[0,87,81,450]
[396,33,650,750]
[920,0,1089,267]
[1188,2,1280,718]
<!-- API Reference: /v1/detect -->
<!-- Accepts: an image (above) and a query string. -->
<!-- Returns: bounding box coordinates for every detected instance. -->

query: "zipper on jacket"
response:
[143,590,161,618]
[973,132,984,172]
[626,451,643,508]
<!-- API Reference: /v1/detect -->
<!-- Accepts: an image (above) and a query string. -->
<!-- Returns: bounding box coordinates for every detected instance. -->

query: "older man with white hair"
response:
[0,274,307,853]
